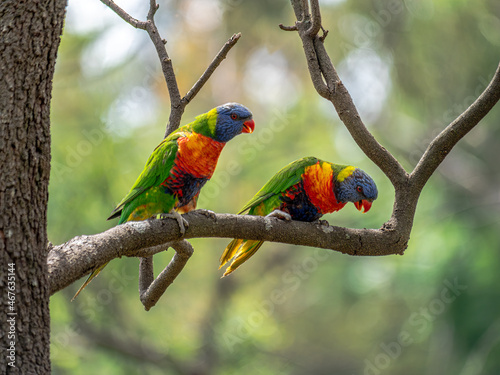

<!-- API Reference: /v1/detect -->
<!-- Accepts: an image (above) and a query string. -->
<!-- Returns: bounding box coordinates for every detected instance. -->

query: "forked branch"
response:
[100,0,241,135]
[285,0,500,215]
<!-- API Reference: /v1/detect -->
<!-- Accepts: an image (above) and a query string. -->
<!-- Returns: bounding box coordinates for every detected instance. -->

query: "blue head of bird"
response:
[212,103,255,143]
[335,167,378,213]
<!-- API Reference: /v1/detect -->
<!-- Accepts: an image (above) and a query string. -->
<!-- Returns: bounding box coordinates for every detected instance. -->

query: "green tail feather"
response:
[71,262,109,301]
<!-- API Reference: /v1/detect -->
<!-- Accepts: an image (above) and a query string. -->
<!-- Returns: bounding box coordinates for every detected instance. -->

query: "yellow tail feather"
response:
[219,239,244,268]
[71,262,109,301]
[220,239,264,277]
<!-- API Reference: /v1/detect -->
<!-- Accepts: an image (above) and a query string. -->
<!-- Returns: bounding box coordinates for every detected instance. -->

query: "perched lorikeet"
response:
[219,156,378,276]
[72,103,255,300]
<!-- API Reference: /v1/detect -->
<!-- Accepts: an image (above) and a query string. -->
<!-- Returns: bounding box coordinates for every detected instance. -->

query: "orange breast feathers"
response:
[176,132,226,179]
[302,161,346,214]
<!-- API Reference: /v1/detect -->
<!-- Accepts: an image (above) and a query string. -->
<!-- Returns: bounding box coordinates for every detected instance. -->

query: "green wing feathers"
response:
[238,157,318,214]
[107,132,183,222]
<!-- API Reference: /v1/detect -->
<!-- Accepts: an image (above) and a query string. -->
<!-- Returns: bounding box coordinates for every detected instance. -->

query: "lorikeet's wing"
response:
[238,156,320,214]
[107,131,187,221]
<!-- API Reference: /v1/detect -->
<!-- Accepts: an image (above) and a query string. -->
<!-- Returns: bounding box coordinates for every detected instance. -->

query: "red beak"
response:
[242,119,255,134]
[354,199,372,213]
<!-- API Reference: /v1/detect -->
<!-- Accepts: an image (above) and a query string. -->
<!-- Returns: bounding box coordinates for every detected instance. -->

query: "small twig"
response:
[100,0,183,134]
[182,33,242,105]
[143,2,183,136]
[147,0,159,20]
[319,26,328,42]
[279,23,298,31]
[139,240,194,311]
[100,0,147,29]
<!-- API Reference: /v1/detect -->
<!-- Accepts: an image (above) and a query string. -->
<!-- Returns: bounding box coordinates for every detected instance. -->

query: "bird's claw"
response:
[315,219,330,227]
[156,211,189,235]
[194,208,217,220]
[266,209,292,221]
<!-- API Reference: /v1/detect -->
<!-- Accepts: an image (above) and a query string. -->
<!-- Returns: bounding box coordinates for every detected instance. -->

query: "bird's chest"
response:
[162,133,225,204]
[302,164,346,214]
[175,133,225,179]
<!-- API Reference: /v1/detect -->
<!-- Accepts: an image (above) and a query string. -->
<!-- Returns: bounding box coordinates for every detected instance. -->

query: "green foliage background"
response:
[49,0,500,374]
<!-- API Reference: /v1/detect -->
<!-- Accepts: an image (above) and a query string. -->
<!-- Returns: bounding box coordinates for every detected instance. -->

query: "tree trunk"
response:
[0,1,66,373]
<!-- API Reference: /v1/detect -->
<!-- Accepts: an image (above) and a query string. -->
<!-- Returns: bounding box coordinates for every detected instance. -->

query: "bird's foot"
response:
[156,211,189,235]
[314,219,330,227]
[266,209,292,221]
[193,208,217,220]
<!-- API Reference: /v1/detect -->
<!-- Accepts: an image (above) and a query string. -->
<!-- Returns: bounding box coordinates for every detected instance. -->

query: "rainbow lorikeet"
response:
[219,156,377,276]
[72,103,255,300]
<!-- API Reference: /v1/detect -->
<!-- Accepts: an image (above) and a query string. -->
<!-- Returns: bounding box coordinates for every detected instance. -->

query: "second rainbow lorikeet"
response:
[72,103,255,300]
[219,156,377,276]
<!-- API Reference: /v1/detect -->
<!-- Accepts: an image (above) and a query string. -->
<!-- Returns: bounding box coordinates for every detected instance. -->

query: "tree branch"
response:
[48,211,401,296]
[100,0,241,136]
[182,33,242,106]
[280,0,499,250]
[139,240,193,311]
[287,0,407,187]
[411,62,500,191]
[306,0,321,37]
[139,255,155,296]
[100,0,147,29]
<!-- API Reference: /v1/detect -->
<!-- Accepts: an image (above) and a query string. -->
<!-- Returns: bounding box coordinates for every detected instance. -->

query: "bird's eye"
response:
[230,113,238,120]
[356,186,363,193]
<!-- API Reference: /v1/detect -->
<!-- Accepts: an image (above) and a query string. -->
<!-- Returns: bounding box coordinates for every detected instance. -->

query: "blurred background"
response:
[49,0,500,374]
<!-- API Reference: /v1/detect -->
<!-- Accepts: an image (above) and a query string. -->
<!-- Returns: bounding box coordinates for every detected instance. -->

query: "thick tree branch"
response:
[48,211,401,296]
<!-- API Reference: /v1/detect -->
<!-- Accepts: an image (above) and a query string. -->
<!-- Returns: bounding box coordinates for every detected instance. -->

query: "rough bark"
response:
[0,1,66,373]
